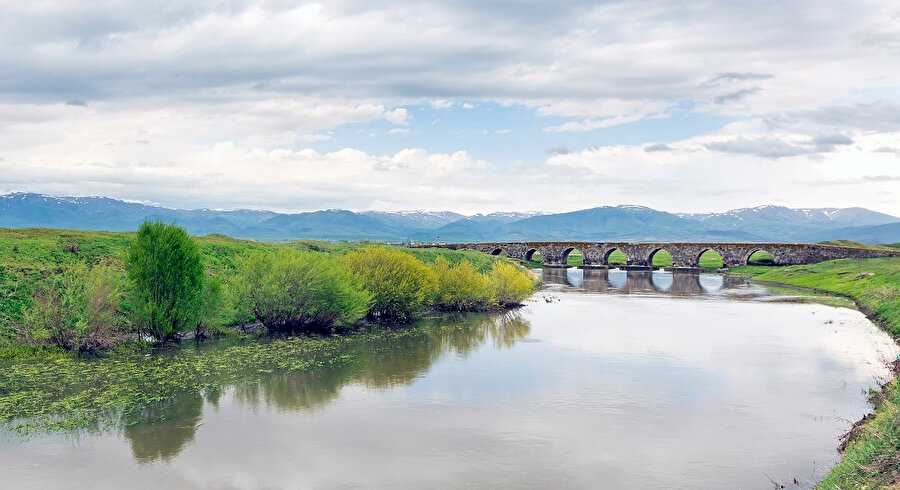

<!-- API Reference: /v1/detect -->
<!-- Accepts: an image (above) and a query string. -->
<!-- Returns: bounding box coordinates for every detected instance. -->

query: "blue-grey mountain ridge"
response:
[1,193,898,244]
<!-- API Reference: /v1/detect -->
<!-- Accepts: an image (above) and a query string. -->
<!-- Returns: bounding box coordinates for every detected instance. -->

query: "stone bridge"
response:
[415,241,900,269]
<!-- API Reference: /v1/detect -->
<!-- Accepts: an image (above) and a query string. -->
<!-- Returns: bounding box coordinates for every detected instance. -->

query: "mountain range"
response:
[1,193,898,244]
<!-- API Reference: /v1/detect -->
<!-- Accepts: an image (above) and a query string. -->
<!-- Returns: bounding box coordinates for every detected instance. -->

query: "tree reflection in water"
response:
[235,311,531,411]
[123,392,204,464]
[122,310,531,459]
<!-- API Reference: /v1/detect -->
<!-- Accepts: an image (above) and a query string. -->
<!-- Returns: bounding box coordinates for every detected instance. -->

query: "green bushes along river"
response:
[1,223,537,354]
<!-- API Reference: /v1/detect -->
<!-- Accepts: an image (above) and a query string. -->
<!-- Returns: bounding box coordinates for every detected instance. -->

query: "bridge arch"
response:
[561,247,585,266]
[604,247,628,266]
[696,248,724,269]
[744,248,776,266]
[648,248,673,268]
[489,247,503,256]
[524,248,542,263]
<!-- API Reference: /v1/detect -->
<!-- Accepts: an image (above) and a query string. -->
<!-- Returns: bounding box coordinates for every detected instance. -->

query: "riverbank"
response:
[731,257,900,488]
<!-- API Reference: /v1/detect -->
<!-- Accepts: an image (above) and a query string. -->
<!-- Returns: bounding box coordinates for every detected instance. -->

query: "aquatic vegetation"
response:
[0,334,352,433]
[0,311,531,435]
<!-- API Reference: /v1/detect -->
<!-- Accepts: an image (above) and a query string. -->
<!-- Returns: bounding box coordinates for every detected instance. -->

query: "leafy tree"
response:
[126,221,205,341]
[233,248,371,332]
[341,246,435,322]
[430,257,494,311]
[489,261,535,307]
[20,261,126,353]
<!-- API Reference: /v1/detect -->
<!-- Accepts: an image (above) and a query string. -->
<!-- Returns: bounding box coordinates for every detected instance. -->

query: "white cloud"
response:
[431,99,453,109]
[383,108,409,125]
[2,127,899,214]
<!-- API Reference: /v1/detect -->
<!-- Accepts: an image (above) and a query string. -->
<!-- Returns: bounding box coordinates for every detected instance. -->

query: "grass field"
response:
[732,257,900,488]
[0,228,279,347]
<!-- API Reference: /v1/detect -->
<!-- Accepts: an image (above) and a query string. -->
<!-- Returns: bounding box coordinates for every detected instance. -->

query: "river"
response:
[0,269,896,489]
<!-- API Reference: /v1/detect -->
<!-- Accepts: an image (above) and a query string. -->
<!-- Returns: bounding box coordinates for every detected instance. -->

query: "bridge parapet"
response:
[412,241,900,268]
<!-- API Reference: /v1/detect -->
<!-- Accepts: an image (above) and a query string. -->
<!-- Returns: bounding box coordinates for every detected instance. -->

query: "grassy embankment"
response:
[0,228,505,351]
[731,257,900,488]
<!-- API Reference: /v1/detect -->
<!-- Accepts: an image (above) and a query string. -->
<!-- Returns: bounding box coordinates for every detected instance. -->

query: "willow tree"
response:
[126,221,204,341]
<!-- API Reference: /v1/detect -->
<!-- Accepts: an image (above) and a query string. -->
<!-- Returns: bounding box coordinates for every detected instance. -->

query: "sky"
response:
[1,0,899,215]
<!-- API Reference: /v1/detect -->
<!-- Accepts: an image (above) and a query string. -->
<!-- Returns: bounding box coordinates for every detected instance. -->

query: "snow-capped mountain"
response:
[678,205,898,239]
[361,211,465,229]
[1,193,898,243]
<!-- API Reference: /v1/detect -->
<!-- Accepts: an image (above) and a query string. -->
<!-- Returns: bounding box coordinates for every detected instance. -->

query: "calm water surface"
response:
[1,269,897,489]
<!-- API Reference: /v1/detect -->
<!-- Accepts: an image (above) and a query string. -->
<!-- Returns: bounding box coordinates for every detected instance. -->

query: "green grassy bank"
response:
[0,227,519,351]
[731,257,900,488]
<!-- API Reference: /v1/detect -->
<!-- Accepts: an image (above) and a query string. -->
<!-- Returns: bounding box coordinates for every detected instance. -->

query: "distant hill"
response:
[680,205,899,241]
[805,222,900,245]
[492,206,715,241]
[1,193,897,243]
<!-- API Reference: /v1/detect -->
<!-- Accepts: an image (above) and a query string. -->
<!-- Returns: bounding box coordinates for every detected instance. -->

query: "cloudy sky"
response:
[1,0,899,214]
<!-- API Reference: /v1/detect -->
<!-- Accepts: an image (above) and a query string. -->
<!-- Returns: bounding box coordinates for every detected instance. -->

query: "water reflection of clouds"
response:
[2,287,898,489]
[524,294,896,384]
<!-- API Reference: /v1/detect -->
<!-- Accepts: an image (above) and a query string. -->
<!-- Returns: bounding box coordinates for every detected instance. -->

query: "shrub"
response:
[233,248,371,332]
[489,262,534,307]
[341,246,435,322]
[126,221,205,341]
[430,257,494,311]
[20,262,126,353]
[194,275,224,338]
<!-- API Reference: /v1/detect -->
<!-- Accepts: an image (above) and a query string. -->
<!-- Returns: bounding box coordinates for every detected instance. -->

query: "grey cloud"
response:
[709,72,773,82]
[772,102,900,132]
[707,132,860,159]
[66,100,87,106]
[811,134,853,146]
[545,143,571,155]
[0,0,879,110]
[809,133,854,152]
[644,143,673,152]
[862,175,900,182]
[714,87,761,104]
[706,137,809,159]
[873,146,900,153]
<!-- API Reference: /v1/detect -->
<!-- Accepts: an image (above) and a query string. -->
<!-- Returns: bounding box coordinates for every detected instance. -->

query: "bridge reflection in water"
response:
[541,267,753,297]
